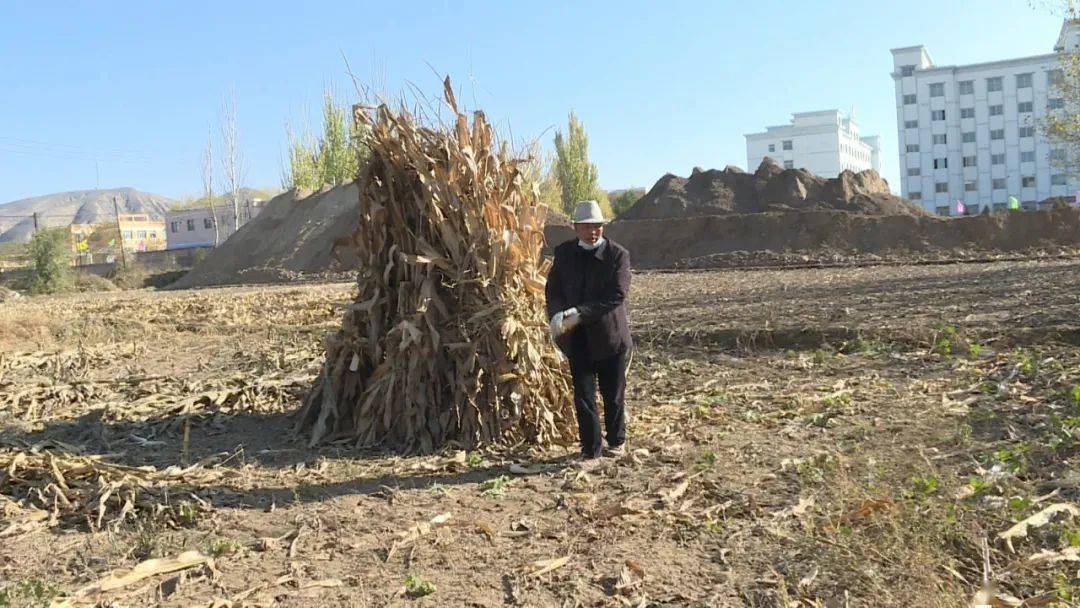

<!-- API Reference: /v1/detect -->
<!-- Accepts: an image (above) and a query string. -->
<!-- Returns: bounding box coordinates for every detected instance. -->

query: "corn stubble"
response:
[296,79,574,453]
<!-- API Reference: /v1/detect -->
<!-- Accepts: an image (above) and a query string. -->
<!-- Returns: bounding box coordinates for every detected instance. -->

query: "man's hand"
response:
[549,308,580,341]
[549,311,565,340]
[560,308,581,333]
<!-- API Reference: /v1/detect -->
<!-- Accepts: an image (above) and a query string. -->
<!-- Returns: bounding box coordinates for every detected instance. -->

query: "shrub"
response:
[26,228,71,294]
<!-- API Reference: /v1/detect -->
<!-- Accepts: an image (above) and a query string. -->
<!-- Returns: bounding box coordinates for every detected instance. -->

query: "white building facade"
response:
[165,199,266,250]
[745,110,881,178]
[891,20,1080,215]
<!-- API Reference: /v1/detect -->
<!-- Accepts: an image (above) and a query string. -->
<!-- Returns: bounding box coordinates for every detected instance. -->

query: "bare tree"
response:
[220,93,243,235]
[202,124,221,246]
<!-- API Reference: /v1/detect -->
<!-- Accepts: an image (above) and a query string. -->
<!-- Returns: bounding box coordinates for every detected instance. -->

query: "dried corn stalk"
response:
[0,446,225,532]
[296,79,573,453]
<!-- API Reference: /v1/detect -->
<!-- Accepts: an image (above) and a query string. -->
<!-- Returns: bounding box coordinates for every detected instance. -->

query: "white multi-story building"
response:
[165,199,266,250]
[745,110,881,178]
[891,20,1080,215]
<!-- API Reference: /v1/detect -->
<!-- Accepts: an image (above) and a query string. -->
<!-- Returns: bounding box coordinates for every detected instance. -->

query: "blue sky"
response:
[0,0,1068,203]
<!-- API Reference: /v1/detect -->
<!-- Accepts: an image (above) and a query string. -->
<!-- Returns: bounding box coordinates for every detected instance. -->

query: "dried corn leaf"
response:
[998,502,1079,552]
[528,555,570,577]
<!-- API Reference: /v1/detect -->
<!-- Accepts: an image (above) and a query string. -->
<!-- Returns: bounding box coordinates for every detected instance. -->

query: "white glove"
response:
[549,311,565,340]
[560,308,581,333]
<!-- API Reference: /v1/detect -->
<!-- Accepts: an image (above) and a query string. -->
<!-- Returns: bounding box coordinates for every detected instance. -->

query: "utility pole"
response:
[112,196,127,270]
[32,213,39,235]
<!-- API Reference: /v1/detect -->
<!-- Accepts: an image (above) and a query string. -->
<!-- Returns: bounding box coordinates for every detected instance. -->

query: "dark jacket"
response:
[545,238,632,361]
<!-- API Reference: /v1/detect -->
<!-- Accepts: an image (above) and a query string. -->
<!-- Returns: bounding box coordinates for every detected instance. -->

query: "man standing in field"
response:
[545,200,632,464]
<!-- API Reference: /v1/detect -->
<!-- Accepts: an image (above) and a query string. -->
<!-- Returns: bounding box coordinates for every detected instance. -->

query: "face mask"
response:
[578,236,606,251]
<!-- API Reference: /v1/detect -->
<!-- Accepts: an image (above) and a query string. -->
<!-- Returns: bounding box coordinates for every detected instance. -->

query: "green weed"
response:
[404,574,437,597]
[694,451,717,472]
[480,475,515,498]
[205,537,242,557]
[0,578,60,608]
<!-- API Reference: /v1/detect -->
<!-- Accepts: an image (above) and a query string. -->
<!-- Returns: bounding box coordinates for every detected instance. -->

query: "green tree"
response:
[610,188,645,217]
[284,92,369,191]
[553,111,610,217]
[27,228,71,294]
[317,93,358,186]
[1040,8,1079,177]
[285,123,320,191]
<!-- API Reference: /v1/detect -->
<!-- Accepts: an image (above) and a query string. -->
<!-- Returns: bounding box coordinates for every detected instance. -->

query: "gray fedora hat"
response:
[572,200,606,224]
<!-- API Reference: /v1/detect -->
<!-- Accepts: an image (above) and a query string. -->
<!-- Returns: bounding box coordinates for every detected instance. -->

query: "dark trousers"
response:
[568,349,628,458]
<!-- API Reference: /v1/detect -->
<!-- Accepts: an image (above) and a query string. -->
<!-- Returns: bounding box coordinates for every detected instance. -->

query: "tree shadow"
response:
[0,404,578,513]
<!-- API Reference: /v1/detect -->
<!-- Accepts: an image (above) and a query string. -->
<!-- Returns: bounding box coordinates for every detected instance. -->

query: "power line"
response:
[0,135,156,162]
[0,144,153,165]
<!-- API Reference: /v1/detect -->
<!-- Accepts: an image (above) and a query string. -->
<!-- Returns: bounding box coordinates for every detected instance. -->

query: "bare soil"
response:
[1,260,1077,607]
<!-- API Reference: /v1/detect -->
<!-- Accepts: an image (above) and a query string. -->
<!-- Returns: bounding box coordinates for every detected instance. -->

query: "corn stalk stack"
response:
[296,79,574,453]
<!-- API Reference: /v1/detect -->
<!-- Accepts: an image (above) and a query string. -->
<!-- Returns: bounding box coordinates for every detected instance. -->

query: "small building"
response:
[165,199,266,250]
[69,213,166,259]
[745,110,881,178]
[890,19,1080,215]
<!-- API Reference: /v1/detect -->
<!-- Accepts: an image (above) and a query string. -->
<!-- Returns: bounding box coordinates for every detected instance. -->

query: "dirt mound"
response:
[170,183,360,289]
[620,158,926,220]
[544,207,1080,269]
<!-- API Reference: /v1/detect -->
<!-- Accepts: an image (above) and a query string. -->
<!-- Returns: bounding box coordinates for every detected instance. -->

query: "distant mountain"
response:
[0,188,176,244]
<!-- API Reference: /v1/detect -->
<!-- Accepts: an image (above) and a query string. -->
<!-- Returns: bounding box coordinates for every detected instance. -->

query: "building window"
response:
[989,105,1003,116]
[1021,151,1035,163]
[1048,69,1064,86]
[1018,126,1035,138]
[1016,73,1033,88]
[186,219,195,231]
[1022,176,1036,188]
[123,231,132,240]
[986,77,1003,92]
[933,157,948,169]
[203,218,214,229]
[1017,101,1033,113]
[910,191,922,200]
[931,109,946,120]
[782,140,792,150]
[903,94,917,104]
[1048,98,1065,110]
[990,129,1004,140]
[906,144,920,153]
[929,82,945,97]
[959,80,974,95]
[135,230,146,239]
[965,181,977,192]
[991,153,1005,165]
[992,178,1007,190]
[963,155,977,167]
[907,167,921,176]
[1050,148,1066,161]
[900,65,915,77]
[935,182,949,193]
[170,221,180,233]
[150,233,157,239]
[935,205,950,216]
[904,120,918,129]
[960,107,975,119]
[933,134,947,144]
[783,160,794,169]
[1052,174,1068,185]
[768,144,775,152]
[961,132,975,143]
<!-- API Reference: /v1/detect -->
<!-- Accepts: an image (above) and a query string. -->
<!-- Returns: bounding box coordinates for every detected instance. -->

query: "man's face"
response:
[574,222,603,245]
